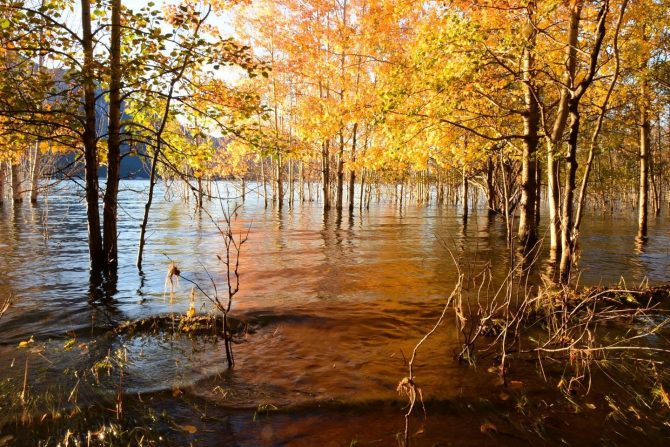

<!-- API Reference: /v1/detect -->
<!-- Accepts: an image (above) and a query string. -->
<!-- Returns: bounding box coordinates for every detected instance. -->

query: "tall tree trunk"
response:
[534,159,541,226]
[547,145,561,257]
[575,0,627,234]
[335,131,345,210]
[547,2,581,257]
[348,123,358,212]
[518,12,539,245]
[322,141,331,210]
[81,0,104,274]
[261,156,268,208]
[288,159,294,207]
[30,142,41,203]
[103,0,122,271]
[10,161,21,202]
[299,161,304,203]
[136,149,159,271]
[558,0,609,283]
[559,105,580,283]
[0,163,4,206]
[486,156,496,214]
[638,79,650,240]
[462,168,468,220]
[275,154,283,209]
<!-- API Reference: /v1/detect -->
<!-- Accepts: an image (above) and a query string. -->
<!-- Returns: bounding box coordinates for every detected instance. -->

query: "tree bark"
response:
[557,0,608,283]
[546,1,581,256]
[81,0,105,274]
[0,163,4,206]
[559,105,580,282]
[461,168,468,220]
[103,0,122,271]
[10,161,21,202]
[638,78,650,240]
[574,0,627,234]
[518,9,539,245]
[30,142,41,203]
[335,131,345,210]
[275,154,283,209]
[322,140,331,210]
[348,123,358,212]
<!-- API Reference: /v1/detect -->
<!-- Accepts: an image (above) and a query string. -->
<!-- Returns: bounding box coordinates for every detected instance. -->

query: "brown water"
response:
[0,180,669,446]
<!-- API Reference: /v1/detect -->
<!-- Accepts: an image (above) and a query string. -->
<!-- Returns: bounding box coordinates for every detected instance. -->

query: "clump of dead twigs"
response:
[162,194,250,369]
[399,239,670,445]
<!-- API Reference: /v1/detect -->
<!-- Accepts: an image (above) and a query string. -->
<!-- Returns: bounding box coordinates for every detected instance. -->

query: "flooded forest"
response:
[1,0,670,446]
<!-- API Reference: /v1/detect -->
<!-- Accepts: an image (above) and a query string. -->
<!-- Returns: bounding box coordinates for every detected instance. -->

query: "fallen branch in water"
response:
[397,273,463,447]
[0,295,11,322]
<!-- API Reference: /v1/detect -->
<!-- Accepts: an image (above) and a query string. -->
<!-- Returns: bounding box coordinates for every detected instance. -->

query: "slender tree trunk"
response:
[518,4,539,246]
[462,168,468,219]
[275,154,283,209]
[299,161,304,203]
[559,105,580,283]
[136,150,159,271]
[0,163,4,206]
[10,162,21,202]
[534,159,541,226]
[486,157,496,214]
[30,142,41,203]
[261,156,268,208]
[135,4,207,270]
[547,144,561,256]
[322,141,331,210]
[81,0,104,274]
[336,132,345,210]
[575,0,627,234]
[638,79,650,240]
[103,0,122,270]
[348,123,358,212]
[547,3,581,257]
[288,159,294,207]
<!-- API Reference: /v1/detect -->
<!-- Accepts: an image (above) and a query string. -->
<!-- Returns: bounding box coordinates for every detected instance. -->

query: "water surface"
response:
[0,180,668,445]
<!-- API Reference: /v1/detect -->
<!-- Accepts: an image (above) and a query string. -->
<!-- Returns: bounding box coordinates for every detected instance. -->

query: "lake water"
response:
[0,180,669,446]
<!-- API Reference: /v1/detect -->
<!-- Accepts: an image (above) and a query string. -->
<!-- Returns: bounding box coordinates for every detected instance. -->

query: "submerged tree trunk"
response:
[348,123,358,212]
[30,142,41,203]
[575,0,627,235]
[535,158,542,228]
[559,105,580,283]
[288,159,294,208]
[322,141,331,210]
[136,149,159,271]
[546,2,581,258]
[275,154,283,209]
[81,0,105,274]
[335,131,345,210]
[103,0,122,271]
[638,79,650,240]
[547,144,561,257]
[518,3,539,246]
[486,157,496,214]
[462,168,469,219]
[10,161,21,202]
[261,156,268,208]
[299,161,304,203]
[0,163,4,206]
